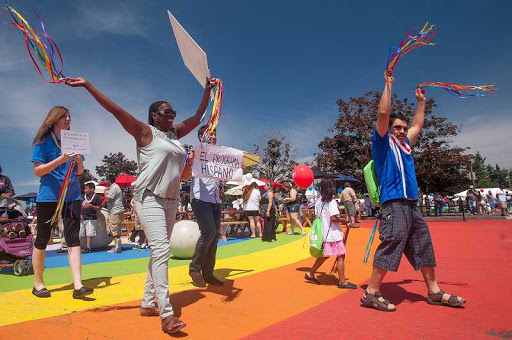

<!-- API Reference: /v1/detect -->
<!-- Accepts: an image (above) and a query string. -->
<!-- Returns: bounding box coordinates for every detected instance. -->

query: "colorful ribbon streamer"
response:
[179,80,223,182]
[48,160,77,225]
[200,80,223,143]
[5,4,65,83]
[386,22,437,71]
[363,219,379,263]
[418,82,497,98]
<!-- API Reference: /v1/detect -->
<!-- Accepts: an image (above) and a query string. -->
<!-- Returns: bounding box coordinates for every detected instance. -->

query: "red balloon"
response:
[292,164,314,188]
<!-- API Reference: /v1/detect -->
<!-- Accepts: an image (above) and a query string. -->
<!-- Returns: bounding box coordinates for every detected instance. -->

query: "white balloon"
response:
[169,220,201,259]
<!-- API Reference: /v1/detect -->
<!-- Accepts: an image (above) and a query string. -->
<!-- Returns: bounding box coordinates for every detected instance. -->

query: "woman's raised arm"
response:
[65,77,151,147]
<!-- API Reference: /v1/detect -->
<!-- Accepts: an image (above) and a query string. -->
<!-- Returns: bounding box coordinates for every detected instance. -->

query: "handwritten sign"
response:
[192,144,243,181]
[61,130,90,155]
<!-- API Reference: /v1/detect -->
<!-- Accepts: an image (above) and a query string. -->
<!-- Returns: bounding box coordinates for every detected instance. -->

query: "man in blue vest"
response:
[361,70,466,312]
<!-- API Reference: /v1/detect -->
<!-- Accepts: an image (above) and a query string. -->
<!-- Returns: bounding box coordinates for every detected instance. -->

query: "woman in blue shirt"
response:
[31,106,93,299]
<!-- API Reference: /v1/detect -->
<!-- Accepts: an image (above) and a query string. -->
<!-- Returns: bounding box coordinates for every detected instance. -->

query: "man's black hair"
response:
[85,182,96,190]
[388,114,410,129]
[107,174,116,183]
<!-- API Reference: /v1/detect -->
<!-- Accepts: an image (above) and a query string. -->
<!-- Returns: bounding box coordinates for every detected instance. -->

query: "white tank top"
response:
[133,125,186,201]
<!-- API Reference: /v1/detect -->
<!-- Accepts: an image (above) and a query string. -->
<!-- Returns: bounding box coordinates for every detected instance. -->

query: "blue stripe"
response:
[43,237,250,269]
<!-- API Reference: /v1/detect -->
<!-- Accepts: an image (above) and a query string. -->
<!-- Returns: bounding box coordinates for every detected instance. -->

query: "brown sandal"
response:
[161,316,186,334]
[427,290,466,307]
[360,290,396,312]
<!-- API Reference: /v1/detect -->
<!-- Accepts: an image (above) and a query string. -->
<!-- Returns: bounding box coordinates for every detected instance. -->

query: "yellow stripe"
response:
[0,237,311,326]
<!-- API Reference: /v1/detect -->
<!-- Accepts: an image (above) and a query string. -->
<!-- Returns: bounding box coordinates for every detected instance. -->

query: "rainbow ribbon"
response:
[363,219,379,263]
[5,4,65,83]
[419,82,497,98]
[200,80,223,143]
[179,80,223,182]
[386,22,437,71]
[48,160,76,225]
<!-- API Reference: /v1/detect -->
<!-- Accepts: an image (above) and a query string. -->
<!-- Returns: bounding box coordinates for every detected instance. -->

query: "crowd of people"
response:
[9,69,512,334]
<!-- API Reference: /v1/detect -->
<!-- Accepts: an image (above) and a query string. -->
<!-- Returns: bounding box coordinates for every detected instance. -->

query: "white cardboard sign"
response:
[168,10,211,88]
[61,130,90,155]
[192,144,244,181]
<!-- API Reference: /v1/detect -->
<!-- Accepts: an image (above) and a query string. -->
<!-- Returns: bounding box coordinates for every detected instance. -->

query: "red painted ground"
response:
[2,219,510,339]
[245,220,512,339]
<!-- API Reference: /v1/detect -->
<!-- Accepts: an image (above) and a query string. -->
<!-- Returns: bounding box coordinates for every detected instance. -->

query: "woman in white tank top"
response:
[65,76,217,335]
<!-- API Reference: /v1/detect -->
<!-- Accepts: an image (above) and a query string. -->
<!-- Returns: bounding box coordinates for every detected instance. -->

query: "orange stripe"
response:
[0,228,374,339]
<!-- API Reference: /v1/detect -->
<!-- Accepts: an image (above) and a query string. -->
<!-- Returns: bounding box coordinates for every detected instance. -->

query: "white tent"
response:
[454,187,501,198]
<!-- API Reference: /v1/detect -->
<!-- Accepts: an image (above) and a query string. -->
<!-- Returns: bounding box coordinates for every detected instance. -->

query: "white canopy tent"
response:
[454,187,502,199]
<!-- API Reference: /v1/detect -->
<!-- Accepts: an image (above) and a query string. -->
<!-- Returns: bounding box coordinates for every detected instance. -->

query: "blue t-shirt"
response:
[372,130,418,204]
[31,135,83,203]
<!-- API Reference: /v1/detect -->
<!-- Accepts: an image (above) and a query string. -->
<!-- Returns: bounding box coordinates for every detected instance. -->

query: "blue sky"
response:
[1,0,511,194]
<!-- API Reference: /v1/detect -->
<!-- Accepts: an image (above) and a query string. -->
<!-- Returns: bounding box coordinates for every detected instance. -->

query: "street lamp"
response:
[468,154,476,188]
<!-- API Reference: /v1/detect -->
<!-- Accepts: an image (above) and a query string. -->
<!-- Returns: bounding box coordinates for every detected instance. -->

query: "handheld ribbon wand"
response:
[4,3,65,83]
[418,82,496,98]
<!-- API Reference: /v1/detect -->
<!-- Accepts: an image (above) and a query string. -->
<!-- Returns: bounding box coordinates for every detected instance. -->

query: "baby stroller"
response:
[0,197,34,276]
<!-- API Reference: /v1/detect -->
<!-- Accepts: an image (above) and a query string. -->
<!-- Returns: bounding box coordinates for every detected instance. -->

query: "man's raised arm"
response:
[376,70,395,137]
[407,87,426,146]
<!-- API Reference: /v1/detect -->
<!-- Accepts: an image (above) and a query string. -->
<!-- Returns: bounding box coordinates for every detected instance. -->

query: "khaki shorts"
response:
[344,201,357,216]
[107,212,123,237]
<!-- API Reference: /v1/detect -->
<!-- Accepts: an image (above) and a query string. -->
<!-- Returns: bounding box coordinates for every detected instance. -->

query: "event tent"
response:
[454,187,505,198]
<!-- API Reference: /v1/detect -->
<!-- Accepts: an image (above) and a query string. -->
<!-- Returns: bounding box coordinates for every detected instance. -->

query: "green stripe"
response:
[0,234,303,293]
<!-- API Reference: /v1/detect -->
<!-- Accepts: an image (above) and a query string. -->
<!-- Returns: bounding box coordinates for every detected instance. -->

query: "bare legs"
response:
[289,212,305,235]
[248,216,261,238]
[33,245,84,290]
[68,246,84,289]
[307,255,349,285]
[32,248,46,290]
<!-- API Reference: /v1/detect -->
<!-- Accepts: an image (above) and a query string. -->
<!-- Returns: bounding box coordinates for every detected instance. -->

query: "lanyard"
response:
[50,131,61,151]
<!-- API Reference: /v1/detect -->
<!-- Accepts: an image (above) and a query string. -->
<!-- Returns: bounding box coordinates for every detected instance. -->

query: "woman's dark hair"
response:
[107,174,116,183]
[319,179,335,203]
[282,181,295,190]
[148,101,168,126]
[243,182,258,204]
[197,125,216,141]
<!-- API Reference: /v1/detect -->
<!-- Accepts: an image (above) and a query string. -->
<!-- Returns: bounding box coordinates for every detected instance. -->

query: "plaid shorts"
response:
[373,199,436,272]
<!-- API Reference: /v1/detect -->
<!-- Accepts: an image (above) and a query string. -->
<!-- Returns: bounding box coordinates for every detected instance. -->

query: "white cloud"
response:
[453,115,512,168]
[74,3,150,39]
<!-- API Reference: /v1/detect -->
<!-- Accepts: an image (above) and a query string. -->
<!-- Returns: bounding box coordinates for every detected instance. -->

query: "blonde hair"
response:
[33,106,70,145]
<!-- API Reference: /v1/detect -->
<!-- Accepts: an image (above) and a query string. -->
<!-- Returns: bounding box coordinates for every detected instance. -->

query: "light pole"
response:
[468,154,476,188]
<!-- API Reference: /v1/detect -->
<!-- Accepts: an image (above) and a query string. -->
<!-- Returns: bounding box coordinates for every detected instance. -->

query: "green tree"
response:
[315,91,471,194]
[473,152,487,185]
[95,152,138,178]
[79,168,98,193]
[253,133,297,182]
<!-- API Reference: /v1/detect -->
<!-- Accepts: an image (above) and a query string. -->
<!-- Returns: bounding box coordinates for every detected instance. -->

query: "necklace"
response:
[83,193,96,204]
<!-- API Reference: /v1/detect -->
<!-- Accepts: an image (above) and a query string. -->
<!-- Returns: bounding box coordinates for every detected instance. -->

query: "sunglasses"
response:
[392,125,408,132]
[155,109,176,117]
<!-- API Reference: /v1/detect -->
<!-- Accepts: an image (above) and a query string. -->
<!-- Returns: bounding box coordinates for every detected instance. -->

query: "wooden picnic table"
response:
[221,210,250,240]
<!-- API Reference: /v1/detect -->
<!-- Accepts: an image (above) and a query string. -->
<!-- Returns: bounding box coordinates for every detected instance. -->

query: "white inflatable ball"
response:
[169,220,201,259]
[80,209,113,249]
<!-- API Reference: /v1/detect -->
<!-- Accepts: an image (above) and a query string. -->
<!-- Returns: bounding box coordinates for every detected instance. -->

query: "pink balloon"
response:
[292,164,314,188]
